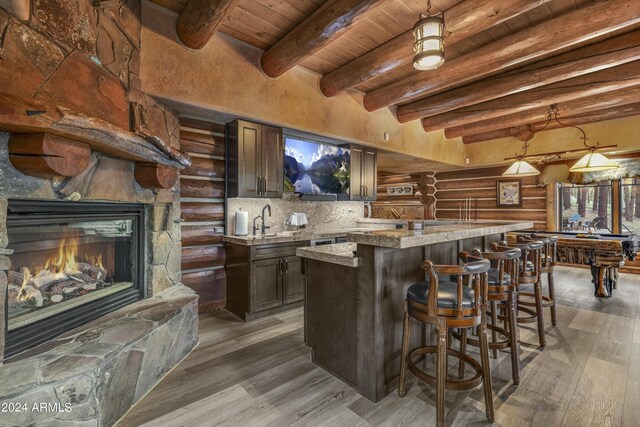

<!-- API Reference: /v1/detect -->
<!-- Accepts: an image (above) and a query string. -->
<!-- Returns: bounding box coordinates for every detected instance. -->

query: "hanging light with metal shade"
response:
[412,1,445,71]
[503,104,619,176]
[569,151,620,172]
[502,159,541,177]
[502,121,541,177]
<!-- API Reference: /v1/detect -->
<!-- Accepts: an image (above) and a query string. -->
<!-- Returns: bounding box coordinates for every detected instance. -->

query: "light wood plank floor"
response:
[119,266,640,426]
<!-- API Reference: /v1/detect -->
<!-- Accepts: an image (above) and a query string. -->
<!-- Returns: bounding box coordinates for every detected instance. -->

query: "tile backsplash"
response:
[227,194,365,235]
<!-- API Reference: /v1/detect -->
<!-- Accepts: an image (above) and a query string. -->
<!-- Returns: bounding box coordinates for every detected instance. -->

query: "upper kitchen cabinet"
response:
[227,120,284,198]
[350,145,377,201]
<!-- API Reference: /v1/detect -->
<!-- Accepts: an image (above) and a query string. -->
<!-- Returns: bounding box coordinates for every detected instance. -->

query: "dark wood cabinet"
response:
[227,119,283,198]
[251,258,283,312]
[226,242,306,321]
[350,144,377,201]
[283,255,305,304]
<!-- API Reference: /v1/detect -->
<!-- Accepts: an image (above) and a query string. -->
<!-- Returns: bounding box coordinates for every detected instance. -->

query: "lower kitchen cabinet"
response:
[226,242,306,321]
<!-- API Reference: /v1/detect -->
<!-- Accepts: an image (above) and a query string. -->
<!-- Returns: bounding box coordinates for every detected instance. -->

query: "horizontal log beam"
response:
[182,156,225,178]
[182,225,224,247]
[319,0,547,97]
[397,31,640,123]
[134,163,179,189]
[181,202,224,221]
[260,0,388,78]
[445,85,640,138]
[422,61,640,132]
[176,0,241,50]
[462,103,640,144]
[8,133,91,177]
[363,0,640,111]
[0,93,191,169]
[180,178,225,198]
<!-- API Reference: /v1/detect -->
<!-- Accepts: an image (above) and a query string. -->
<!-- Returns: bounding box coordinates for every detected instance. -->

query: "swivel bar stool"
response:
[517,234,558,326]
[398,259,493,427]
[491,240,546,348]
[458,247,522,384]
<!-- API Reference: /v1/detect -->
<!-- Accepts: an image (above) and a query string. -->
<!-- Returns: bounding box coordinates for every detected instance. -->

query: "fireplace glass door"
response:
[5,201,145,357]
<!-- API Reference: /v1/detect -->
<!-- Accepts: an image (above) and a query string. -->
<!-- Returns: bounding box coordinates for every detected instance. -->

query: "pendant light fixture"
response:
[412,0,445,71]
[502,137,541,177]
[503,105,619,177]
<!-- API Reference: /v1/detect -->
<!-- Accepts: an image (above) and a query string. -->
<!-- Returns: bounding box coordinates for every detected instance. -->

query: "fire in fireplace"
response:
[5,201,146,357]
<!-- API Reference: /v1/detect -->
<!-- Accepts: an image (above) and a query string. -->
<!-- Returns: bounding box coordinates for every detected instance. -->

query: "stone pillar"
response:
[0,199,11,363]
[148,201,182,296]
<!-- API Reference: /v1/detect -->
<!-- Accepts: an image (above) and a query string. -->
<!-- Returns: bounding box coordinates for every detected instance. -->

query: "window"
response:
[621,178,640,235]
[559,182,613,233]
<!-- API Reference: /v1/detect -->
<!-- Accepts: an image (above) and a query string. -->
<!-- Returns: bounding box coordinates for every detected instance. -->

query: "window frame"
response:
[556,179,640,235]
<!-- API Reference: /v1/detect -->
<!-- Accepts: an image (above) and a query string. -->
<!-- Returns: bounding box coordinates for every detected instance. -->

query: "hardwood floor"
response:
[119,266,640,426]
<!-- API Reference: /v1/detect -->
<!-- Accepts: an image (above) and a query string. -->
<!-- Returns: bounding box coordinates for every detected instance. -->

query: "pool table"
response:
[511,232,639,298]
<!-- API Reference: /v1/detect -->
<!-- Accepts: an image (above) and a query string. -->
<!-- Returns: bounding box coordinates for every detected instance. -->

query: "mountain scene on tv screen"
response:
[284,138,350,194]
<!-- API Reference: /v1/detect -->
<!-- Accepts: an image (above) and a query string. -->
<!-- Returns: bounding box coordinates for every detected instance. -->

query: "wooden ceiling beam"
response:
[363,0,640,112]
[260,0,388,79]
[461,103,640,144]
[444,85,640,139]
[421,61,640,132]
[176,0,241,50]
[318,0,547,97]
[397,31,640,123]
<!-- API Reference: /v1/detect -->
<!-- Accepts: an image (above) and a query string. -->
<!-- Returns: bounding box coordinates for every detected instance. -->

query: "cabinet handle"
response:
[279,258,283,275]
[263,176,267,195]
[257,177,262,195]
[284,259,288,273]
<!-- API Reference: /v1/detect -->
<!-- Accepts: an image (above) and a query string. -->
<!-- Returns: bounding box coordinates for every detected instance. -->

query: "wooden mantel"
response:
[0,93,191,170]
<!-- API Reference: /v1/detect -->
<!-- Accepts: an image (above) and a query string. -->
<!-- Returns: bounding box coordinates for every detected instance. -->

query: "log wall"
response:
[179,118,227,313]
[433,166,547,230]
[375,166,547,230]
[370,173,434,220]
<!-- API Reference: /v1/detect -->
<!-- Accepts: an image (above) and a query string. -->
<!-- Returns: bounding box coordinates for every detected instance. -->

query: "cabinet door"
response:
[350,145,363,200]
[283,255,305,304]
[237,121,262,198]
[251,258,283,312]
[261,125,284,198]
[363,148,377,201]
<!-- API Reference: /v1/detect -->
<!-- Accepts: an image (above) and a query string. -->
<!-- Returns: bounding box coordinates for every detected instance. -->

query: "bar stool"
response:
[457,247,522,385]
[491,240,546,349]
[398,259,494,426]
[517,234,558,326]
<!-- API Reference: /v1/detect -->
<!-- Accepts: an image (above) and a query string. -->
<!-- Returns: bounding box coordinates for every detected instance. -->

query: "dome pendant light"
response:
[412,0,445,71]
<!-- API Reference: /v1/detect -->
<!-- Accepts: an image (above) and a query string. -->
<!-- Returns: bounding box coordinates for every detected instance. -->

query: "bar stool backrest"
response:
[418,259,490,320]
[518,234,558,267]
[490,240,543,281]
[459,248,521,295]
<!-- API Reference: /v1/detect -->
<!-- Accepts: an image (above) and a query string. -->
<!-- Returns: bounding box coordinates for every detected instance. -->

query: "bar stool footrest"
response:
[515,305,538,324]
[518,291,554,308]
[407,346,483,391]
[451,326,511,351]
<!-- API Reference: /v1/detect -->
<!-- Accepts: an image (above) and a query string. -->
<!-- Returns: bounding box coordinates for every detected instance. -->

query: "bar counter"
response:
[297,220,533,402]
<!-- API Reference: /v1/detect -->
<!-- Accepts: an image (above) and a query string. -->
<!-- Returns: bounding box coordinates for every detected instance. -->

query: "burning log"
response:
[77,263,106,281]
[8,270,23,286]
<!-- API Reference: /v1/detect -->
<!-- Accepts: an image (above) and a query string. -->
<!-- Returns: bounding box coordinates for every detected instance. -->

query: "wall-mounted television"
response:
[284,137,350,194]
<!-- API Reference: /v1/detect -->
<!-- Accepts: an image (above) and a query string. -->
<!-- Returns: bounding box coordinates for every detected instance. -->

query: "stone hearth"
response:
[0,131,197,425]
[0,286,198,426]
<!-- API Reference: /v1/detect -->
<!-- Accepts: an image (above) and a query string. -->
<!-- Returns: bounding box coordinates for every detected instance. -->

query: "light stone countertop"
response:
[222,226,384,246]
[296,242,359,268]
[349,221,535,249]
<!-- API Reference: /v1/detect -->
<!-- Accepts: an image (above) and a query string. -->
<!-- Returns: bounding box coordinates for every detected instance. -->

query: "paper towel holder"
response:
[288,212,308,231]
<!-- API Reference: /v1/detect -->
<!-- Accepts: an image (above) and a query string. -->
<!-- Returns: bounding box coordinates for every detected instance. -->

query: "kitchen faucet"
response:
[252,204,272,235]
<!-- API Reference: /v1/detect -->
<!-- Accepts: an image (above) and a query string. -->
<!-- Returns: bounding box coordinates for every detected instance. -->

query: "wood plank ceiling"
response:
[148,0,640,145]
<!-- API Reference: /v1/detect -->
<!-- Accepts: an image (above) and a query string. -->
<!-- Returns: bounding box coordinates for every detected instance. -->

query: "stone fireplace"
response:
[5,200,146,357]
[0,132,198,425]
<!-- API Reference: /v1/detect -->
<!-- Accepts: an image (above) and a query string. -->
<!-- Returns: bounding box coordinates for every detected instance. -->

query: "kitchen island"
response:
[297,221,533,402]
